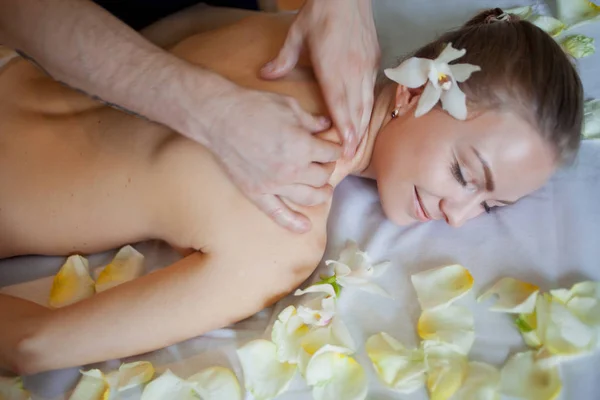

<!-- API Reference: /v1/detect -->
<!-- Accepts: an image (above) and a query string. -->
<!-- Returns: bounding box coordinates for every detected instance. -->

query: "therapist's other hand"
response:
[261,0,380,158]
[206,85,340,233]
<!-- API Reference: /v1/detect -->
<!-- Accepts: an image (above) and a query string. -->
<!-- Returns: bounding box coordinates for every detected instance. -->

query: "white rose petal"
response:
[96,245,145,292]
[49,255,95,308]
[500,351,562,400]
[106,361,154,392]
[0,377,31,400]
[271,306,311,364]
[69,369,109,400]
[424,342,468,400]
[417,305,475,355]
[530,15,566,36]
[366,332,426,393]
[187,367,242,400]
[504,6,533,19]
[452,361,500,400]
[557,0,600,28]
[140,370,196,400]
[477,277,540,314]
[237,340,296,400]
[411,264,474,310]
[305,345,367,400]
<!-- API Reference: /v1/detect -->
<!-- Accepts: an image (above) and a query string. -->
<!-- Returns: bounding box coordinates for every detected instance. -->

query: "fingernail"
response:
[295,219,310,233]
[261,61,274,73]
[320,116,331,128]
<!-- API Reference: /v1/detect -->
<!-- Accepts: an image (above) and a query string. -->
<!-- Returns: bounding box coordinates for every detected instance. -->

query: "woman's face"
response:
[369,100,557,227]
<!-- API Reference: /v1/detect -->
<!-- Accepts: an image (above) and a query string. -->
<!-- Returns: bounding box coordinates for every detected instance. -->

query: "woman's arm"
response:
[5,245,319,375]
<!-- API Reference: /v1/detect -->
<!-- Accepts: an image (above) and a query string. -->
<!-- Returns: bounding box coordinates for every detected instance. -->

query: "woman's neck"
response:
[349,82,396,179]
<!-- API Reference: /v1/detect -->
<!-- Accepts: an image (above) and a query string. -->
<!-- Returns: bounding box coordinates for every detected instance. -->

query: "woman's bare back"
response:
[0,13,340,259]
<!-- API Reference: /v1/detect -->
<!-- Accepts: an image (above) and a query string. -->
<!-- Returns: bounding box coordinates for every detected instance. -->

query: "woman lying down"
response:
[0,8,583,375]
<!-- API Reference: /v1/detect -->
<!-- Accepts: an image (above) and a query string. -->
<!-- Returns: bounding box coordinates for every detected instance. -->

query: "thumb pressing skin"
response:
[260,27,304,80]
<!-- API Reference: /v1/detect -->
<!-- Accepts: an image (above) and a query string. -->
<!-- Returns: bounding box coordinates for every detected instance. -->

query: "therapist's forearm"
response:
[0,0,235,145]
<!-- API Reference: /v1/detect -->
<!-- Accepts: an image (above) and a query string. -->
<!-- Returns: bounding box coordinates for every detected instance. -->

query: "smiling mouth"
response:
[413,186,432,222]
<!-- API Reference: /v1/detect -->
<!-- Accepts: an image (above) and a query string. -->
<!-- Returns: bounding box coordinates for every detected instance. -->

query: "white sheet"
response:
[1,0,600,399]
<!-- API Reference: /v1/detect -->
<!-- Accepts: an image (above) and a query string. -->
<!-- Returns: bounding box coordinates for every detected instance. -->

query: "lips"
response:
[413,186,432,222]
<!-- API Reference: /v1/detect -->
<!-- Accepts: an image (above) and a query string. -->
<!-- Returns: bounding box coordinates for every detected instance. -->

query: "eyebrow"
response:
[471,146,516,206]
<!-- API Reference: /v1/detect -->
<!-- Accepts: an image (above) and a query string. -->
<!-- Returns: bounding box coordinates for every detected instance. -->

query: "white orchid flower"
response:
[423,341,468,400]
[477,277,540,314]
[305,345,368,400]
[500,351,562,400]
[384,43,480,120]
[583,99,600,139]
[322,241,391,298]
[69,361,154,400]
[561,35,596,58]
[417,305,475,355]
[411,264,474,310]
[96,245,145,292]
[366,332,426,393]
[558,0,600,28]
[0,377,31,400]
[237,340,297,400]
[452,361,500,400]
[49,255,95,308]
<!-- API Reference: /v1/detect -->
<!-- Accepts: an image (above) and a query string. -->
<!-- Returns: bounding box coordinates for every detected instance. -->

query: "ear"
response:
[394,84,423,114]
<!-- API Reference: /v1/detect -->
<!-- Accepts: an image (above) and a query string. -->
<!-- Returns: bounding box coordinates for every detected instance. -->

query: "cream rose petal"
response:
[96,245,145,293]
[384,57,431,88]
[417,305,475,355]
[543,297,596,355]
[140,370,196,400]
[504,6,533,19]
[500,351,562,400]
[187,367,242,400]
[49,255,95,308]
[557,0,600,28]
[583,99,600,139]
[411,264,474,310]
[452,361,500,400]
[366,332,426,393]
[424,342,468,400]
[107,361,154,392]
[530,15,566,37]
[237,340,296,400]
[272,306,311,363]
[477,277,540,314]
[69,369,109,400]
[0,377,31,400]
[305,345,367,400]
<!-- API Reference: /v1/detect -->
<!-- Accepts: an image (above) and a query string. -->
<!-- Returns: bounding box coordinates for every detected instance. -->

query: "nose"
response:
[440,196,485,227]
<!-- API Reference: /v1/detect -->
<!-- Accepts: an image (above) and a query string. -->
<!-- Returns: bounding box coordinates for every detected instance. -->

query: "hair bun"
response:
[463,8,520,27]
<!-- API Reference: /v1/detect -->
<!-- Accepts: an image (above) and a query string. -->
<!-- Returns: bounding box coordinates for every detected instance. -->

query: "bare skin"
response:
[0,13,557,375]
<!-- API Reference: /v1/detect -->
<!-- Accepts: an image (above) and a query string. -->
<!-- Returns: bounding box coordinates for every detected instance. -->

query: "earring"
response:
[391,108,400,118]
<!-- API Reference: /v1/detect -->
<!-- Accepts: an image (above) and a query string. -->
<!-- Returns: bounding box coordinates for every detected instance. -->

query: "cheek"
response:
[376,172,414,225]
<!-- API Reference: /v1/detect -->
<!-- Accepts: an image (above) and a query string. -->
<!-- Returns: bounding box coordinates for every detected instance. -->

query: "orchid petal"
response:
[449,63,481,83]
[424,342,468,400]
[384,58,431,88]
[326,260,352,278]
[371,261,391,278]
[530,15,566,37]
[49,255,95,308]
[452,361,500,400]
[0,377,31,400]
[140,370,196,400]
[295,284,336,298]
[557,0,600,28]
[69,369,109,400]
[411,264,474,310]
[417,305,475,355]
[477,277,540,313]
[436,43,466,65]
[415,82,442,118]
[272,306,310,363]
[366,332,426,393]
[337,277,391,298]
[440,83,468,121]
[305,345,367,400]
[96,245,145,293]
[500,351,562,400]
[187,367,242,400]
[504,6,533,19]
[237,340,296,400]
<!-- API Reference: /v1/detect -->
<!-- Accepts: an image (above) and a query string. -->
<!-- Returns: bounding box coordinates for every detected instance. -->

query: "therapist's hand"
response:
[204,84,341,233]
[261,0,380,158]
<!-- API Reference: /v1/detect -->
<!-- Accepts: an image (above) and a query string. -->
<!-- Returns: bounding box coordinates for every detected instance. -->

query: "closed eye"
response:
[450,161,467,186]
